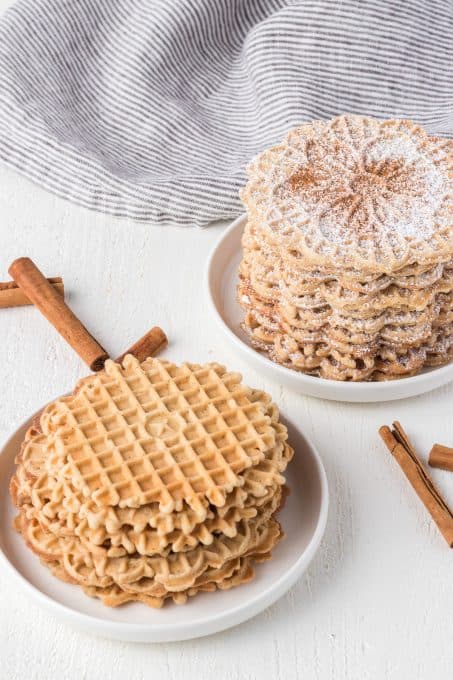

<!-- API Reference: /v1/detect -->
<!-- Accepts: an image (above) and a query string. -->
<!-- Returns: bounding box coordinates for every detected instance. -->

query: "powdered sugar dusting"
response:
[283,120,446,245]
[241,115,452,271]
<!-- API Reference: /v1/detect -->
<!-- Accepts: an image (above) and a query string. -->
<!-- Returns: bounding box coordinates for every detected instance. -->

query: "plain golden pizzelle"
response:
[238,114,453,381]
[10,355,293,607]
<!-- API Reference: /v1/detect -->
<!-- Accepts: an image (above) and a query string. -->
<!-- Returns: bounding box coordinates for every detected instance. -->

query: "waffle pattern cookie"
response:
[10,356,293,607]
[238,114,453,381]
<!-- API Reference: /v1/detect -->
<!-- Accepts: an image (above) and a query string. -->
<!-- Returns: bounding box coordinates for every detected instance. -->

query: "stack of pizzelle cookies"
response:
[238,114,453,381]
[10,354,293,608]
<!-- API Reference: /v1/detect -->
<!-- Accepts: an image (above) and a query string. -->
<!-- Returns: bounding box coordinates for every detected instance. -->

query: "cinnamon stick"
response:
[116,326,167,364]
[379,422,453,547]
[429,444,453,473]
[8,257,108,371]
[0,277,64,308]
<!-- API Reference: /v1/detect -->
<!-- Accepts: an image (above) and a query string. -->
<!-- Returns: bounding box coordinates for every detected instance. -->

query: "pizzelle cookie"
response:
[10,355,293,607]
[238,114,453,381]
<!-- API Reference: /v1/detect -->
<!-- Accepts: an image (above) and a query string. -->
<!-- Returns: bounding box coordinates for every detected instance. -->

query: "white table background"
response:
[0,2,452,674]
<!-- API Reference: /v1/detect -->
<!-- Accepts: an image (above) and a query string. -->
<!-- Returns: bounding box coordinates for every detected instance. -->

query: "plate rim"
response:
[205,214,453,399]
[0,408,329,642]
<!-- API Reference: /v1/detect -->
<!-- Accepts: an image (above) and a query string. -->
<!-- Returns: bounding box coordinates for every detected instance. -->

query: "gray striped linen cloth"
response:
[0,0,452,226]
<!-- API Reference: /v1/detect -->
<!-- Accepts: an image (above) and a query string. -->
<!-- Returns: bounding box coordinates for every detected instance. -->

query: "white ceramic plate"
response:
[206,215,453,402]
[0,410,328,643]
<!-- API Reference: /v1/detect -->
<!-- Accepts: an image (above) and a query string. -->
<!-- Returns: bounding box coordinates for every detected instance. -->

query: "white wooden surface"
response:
[0,4,452,675]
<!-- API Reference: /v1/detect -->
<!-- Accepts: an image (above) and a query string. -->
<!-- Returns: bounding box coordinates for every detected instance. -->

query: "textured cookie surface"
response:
[238,115,453,381]
[241,115,452,273]
[11,356,293,607]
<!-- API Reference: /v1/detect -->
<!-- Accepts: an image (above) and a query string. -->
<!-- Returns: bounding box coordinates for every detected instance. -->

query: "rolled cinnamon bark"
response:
[0,277,64,308]
[428,444,453,473]
[8,257,108,371]
[379,422,453,547]
[116,326,167,364]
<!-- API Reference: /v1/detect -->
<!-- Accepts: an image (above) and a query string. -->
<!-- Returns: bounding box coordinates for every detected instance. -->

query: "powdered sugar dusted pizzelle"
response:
[241,115,452,274]
[238,115,452,381]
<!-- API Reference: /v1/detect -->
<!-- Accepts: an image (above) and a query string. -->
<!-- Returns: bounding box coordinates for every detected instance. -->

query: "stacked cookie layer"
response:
[11,356,293,607]
[238,115,453,380]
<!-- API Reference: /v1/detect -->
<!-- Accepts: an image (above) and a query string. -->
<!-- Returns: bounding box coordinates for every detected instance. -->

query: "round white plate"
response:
[206,215,453,402]
[0,410,328,643]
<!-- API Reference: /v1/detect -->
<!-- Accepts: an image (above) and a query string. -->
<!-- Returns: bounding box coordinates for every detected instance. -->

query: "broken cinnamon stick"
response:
[116,326,167,364]
[8,257,108,372]
[429,444,453,473]
[379,422,453,547]
[0,277,64,308]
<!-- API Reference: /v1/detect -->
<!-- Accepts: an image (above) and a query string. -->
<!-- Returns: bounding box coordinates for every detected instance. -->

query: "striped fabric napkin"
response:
[0,0,451,226]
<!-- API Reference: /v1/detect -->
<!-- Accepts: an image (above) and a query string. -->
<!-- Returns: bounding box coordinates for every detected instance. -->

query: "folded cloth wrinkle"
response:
[0,0,451,225]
